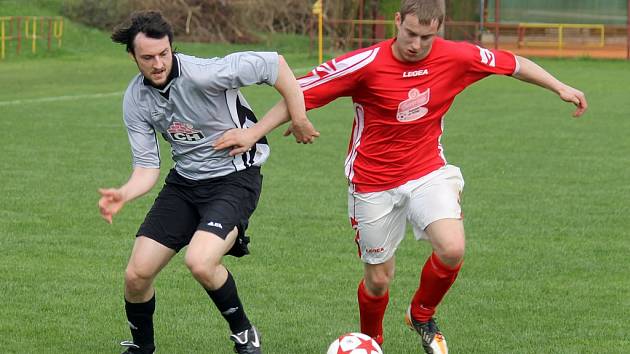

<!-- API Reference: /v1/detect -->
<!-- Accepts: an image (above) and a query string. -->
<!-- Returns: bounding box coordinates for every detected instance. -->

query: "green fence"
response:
[486,0,627,25]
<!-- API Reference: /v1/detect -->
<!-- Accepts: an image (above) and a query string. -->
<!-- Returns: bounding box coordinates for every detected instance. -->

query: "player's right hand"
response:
[284,118,320,144]
[98,188,125,224]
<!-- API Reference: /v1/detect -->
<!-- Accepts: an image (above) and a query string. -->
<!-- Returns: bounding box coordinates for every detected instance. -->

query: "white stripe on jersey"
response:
[298,48,380,90]
[237,91,255,167]
[225,89,247,170]
[344,103,366,185]
[252,143,270,168]
[225,89,241,128]
[437,116,447,164]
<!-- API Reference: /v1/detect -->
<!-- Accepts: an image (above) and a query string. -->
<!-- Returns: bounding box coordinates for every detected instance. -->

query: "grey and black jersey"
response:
[122,51,279,180]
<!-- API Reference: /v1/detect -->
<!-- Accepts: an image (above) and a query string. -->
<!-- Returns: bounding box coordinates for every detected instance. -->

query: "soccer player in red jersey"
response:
[215,1,587,352]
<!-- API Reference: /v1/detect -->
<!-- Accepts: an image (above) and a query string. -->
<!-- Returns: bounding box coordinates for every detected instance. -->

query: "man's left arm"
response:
[213,99,292,156]
[512,55,588,117]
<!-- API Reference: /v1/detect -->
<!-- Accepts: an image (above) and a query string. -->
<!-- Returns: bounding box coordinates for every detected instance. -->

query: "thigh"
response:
[127,236,176,279]
[424,218,465,265]
[195,168,262,240]
[348,188,408,264]
[185,227,239,268]
[137,183,199,252]
[406,165,464,240]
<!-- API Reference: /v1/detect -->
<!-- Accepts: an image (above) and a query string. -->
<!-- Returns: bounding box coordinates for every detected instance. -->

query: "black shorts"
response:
[137,167,262,256]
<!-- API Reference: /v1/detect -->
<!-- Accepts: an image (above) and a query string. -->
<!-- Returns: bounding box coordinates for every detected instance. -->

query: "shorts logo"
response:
[167,122,205,142]
[365,247,385,253]
[207,221,223,229]
[397,88,430,122]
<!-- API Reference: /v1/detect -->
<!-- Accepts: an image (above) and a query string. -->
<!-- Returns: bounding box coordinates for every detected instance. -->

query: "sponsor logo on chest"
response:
[397,88,430,122]
[402,69,429,78]
[167,121,205,142]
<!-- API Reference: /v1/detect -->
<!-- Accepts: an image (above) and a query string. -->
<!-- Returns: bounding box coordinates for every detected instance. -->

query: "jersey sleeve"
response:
[299,46,380,110]
[192,52,279,91]
[122,88,161,169]
[459,42,518,86]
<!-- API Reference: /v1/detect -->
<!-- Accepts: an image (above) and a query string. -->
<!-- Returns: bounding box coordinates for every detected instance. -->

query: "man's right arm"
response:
[98,167,161,224]
[273,55,319,143]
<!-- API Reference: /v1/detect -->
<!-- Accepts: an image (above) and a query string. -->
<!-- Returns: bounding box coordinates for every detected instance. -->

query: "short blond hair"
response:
[399,0,445,27]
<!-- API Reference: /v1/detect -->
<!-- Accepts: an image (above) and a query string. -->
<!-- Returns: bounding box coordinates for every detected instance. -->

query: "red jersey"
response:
[299,37,518,193]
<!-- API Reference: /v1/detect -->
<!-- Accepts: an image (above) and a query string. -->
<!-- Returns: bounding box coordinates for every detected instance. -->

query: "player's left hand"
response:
[558,84,588,117]
[283,118,320,144]
[213,128,257,156]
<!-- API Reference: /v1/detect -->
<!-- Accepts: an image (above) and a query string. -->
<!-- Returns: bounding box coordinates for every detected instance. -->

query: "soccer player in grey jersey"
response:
[98,11,318,354]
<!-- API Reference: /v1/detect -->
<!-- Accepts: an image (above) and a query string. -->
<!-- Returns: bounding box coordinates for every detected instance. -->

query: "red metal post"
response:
[494,0,500,49]
[483,0,488,25]
[47,18,52,51]
[16,16,21,55]
[358,0,364,48]
[308,16,313,57]
[371,0,378,45]
[627,0,629,60]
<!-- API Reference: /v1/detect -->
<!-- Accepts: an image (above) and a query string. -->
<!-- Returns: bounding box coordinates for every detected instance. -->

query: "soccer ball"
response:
[326,332,383,354]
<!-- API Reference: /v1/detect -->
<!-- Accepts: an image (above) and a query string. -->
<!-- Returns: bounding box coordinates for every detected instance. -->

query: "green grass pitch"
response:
[1,3,629,353]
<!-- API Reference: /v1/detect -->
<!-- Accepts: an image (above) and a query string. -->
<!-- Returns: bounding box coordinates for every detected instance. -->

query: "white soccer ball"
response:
[326,332,383,354]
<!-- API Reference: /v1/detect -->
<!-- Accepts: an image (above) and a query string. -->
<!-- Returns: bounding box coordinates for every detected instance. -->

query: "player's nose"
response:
[153,56,164,69]
[411,37,422,50]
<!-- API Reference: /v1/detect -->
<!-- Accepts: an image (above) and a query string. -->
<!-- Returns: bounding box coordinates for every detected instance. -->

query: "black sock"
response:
[206,271,251,333]
[125,294,156,351]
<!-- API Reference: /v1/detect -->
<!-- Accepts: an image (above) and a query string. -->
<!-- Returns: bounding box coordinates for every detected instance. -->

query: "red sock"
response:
[411,252,462,322]
[357,279,388,345]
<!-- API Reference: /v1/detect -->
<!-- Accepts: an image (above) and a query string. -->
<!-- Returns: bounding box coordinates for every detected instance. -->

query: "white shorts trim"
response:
[348,165,464,264]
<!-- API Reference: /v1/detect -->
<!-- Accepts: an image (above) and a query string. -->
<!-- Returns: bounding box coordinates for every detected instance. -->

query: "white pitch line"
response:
[0,66,318,107]
[0,91,124,106]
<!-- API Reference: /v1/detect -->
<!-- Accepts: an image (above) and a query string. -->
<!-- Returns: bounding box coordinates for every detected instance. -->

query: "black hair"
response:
[111,10,173,54]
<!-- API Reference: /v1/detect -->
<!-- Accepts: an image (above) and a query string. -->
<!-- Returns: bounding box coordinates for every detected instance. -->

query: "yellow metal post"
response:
[312,0,323,63]
[32,16,37,54]
[1,18,5,60]
[55,17,63,48]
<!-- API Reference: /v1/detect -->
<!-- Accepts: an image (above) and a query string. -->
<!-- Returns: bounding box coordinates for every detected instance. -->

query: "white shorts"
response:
[348,165,464,264]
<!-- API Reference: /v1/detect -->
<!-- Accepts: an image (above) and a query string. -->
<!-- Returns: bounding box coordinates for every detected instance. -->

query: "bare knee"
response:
[435,243,465,267]
[124,266,154,297]
[364,266,394,296]
[426,219,466,267]
[185,254,221,285]
[185,256,207,279]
